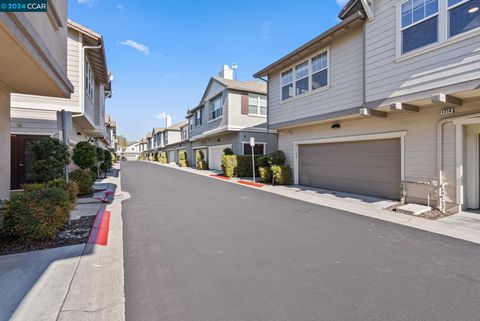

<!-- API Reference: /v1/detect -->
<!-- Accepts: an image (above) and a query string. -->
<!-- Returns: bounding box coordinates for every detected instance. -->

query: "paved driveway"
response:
[122,161,480,321]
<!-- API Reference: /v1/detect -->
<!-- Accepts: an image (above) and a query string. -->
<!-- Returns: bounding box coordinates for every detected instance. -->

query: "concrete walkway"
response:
[144,161,480,244]
[0,164,125,321]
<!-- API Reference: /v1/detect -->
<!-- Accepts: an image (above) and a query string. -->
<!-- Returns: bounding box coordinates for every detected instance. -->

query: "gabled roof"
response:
[68,19,110,85]
[188,77,267,115]
[253,11,365,78]
[146,132,152,139]
[152,127,165,135]
[166,120,188,131]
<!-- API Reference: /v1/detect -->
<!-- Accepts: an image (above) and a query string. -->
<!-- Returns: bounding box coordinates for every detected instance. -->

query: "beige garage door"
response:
[298,138,401,199]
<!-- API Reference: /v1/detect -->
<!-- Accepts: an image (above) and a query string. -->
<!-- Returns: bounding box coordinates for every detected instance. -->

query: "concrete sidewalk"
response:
[0,164,126,321]
[145,161,480,245]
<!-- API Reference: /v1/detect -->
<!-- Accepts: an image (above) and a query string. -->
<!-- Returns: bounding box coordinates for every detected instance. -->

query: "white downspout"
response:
[73,44,102,119]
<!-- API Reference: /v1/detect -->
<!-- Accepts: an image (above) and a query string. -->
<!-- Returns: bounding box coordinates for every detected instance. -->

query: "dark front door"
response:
[11,135,47,189]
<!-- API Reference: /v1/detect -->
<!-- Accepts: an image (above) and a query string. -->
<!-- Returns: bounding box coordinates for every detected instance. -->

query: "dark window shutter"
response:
[241,94,249,115]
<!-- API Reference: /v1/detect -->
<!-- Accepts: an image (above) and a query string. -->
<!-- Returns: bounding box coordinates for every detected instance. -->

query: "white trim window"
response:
[295,61,309,96]
[281,69,293,100]
[248,94,267,116]
[210,96,223,120]
[195,109,202,127]
[448,0,480,37]
[189,118,194,131]
[280,49,329,101]
[85,58,94,99]
[242,142,266,155]
[311,52,328,90]
[400,0,439,54]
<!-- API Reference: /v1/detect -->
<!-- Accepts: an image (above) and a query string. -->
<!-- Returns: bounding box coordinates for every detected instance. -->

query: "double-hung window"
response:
[281,69,293,100]
[195,109,202,127]
[401,0,439,54]
[448,0,480,37]
[189,118,194,131]
[295,61,309,96]
[211,96,223,120]
[280,49,329,101]
[85,59,95,99]
[248,94,267,116]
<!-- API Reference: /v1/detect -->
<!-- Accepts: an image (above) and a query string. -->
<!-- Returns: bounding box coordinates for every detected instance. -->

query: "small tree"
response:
[72,141,97,170]
[100,150,113,177]
[95,147,105,177]
[31,138,70,183]
[223,147,234,156]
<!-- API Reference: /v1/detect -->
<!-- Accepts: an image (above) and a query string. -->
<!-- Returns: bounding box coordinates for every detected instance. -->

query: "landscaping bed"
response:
[386,203,455,220]
[0,216,95,256]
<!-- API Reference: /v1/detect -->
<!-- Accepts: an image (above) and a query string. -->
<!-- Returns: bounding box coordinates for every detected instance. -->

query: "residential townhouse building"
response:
[151,127,166,154]
[145,131,153,157]
[255,0,480,212]
[122,141,144,160]
[105,113,117,151]
[0,1,74,198]
[10,20,112,189]
[163,120,188,164]
[186,65,278,170]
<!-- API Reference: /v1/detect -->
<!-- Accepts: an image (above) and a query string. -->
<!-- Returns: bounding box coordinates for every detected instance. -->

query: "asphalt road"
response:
[121,161,480,321]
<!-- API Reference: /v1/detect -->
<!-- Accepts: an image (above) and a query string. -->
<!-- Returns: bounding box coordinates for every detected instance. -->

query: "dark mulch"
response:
[385,203,455,220]
[0,216,96,256]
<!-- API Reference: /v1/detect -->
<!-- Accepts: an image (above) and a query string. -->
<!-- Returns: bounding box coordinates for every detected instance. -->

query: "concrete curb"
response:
[143,160,480,245]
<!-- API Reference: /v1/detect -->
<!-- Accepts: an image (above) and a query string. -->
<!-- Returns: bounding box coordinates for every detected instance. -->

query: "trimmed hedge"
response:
[197,160,208,170]
[179,151,188,167]
[31,138,70,183]
[160,151,168,164]
[271,165,292,185]
[258,166,272,183]
[2,186,73,240]
[69,169,95,196]
[223,147,234,156]
[221,155,258,178]
[72,142,97,170]
[269,151,286,166]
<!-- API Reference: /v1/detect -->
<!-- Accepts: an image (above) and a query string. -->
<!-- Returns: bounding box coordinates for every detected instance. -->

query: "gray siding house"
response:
[255,0,480,213]
[187,65,277,170]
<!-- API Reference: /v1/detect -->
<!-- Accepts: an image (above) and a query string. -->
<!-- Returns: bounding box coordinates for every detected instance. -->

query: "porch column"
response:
[456,124,464,208]
[0,86,11,200]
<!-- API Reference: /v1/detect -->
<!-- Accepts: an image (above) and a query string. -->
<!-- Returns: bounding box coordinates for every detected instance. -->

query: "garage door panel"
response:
[298,138,401,199]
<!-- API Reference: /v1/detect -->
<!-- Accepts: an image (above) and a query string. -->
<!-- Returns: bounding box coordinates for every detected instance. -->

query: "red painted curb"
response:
[238,180,264,188]
[88,210,111,246]
[209,174,230,180]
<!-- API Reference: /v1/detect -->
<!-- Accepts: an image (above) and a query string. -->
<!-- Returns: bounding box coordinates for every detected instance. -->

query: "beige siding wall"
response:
[277,102,480,206]
[268,26,364,126]
[228,92,268,129]
[10,108,57,135]
[365,0,480,103]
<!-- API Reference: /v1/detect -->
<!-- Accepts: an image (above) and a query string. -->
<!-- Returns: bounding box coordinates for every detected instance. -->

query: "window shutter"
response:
[241,94,249,115]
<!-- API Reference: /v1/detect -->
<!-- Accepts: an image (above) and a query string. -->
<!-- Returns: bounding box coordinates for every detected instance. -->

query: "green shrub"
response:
[31,138,70,183]
[72,142,97,170]
[45,179,79,204]
[256,155,270,168]
[271,165,292,185]
[179,151,188,167]
[196,150,205,161]
[2,187,72,240]
[269,151,286,166]
[197,160,208,170]
[221,155,256,178]
[69,169,95,196]
[160,151,168,164]
[100,149,113,174]
[223,147,234,156]
[258,166,273,183]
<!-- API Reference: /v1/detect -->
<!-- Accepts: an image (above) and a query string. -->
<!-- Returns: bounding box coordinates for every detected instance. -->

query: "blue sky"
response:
[68,0,349,141]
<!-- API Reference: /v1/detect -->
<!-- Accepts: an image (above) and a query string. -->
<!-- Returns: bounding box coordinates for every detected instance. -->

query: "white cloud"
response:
[119,40,151,55]
[336,0,349,6]
[77,0,96,5]
[116,4,124,9]
[156,112,168,120]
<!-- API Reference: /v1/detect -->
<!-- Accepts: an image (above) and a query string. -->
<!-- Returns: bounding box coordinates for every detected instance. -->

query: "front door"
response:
[11,135,47,189]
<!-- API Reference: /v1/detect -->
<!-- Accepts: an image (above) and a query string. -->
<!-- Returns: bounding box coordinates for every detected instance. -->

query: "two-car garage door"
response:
[298,138,401,200]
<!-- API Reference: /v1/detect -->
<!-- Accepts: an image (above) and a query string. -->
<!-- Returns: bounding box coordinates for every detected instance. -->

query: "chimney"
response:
[166,114,172,128]
[219,64,233,80]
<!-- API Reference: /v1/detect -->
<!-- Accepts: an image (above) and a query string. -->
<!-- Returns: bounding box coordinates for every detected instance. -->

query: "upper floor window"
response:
[280,49,329,101]
[399,0,480,56]
[401,0,439,54]
[195,109,202,127]
[448,0,480,37]
[248,94,267,116]
[281,69,293,100]
[85,59,95,99]
[189,118,194,131]
[211,96,223,120]
[181,128,188,140]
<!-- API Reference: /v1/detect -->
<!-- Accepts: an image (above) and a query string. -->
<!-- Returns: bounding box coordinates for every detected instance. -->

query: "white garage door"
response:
[168,150,175,163]
[298,138,401,199]
[208,144,232,171]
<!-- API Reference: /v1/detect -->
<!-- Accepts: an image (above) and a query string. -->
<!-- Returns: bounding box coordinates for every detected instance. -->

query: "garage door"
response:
[208,144,231,171]
[298,138,401,199]
[168,150,175,163]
